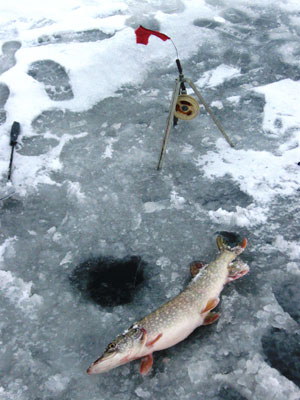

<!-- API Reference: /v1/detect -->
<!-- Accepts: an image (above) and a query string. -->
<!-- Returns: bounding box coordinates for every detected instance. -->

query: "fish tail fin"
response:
[216,235,226,251]
[217,235,247,255]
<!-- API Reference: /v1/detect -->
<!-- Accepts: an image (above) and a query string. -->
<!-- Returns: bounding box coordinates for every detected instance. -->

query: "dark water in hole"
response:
[70,255,146,307]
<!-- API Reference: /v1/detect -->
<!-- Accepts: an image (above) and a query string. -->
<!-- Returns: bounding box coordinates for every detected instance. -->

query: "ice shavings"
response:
[209,204,268,227]
[135,387,151,399]
[0,386,25,400]
[254,79,300,135]
[143,190,186,213]
[60,251,72,266]
[0,1,300,399]
[188,359,215,384]
[272,235,300,260]
[143,201,167,213]
[0,237,16,266]
[195,64,241,89]
[259,235,300,262]
[0,270,43,314]
[66,180,86,202]
[170,190,185,209]
[44,374,70,393]
[256,293,298,330]
[195,138,299,204]
[227,95,240,105]
[102,137,118,159]
[216,354,300,400]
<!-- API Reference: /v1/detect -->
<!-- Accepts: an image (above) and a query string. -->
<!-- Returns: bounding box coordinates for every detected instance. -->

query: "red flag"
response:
[135,25,170,45]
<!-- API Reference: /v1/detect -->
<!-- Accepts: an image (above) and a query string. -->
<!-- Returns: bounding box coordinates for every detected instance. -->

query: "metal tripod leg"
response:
[157,78,181,170]
[185,78,235,148]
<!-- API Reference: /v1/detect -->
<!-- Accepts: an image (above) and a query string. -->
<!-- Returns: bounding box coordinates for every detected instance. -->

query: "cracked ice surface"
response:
[0,0,300,399]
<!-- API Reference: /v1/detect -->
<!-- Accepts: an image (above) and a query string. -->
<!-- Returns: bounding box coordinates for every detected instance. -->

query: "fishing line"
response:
[170,38,179,60]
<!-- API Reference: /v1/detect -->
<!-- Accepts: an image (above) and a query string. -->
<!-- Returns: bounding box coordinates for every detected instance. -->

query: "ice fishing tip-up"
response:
[157,58,235,170]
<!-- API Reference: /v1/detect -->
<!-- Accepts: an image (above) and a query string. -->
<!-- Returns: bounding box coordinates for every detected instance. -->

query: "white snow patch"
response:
[209,204,268,227]
[195,138,300,204]
[9,132,88,195]
[254,79,300,134]
[227,95,240,105]
[196,64,241,88]
[210,100,223,109]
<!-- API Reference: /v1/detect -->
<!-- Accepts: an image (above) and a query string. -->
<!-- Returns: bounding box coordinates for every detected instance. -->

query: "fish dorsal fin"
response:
[201,297,219,314]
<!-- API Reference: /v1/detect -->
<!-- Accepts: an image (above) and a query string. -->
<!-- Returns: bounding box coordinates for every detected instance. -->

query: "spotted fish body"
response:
[87,237,249,375]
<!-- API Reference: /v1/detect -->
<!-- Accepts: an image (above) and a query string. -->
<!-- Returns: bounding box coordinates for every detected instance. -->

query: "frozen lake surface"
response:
[0,1,300,399]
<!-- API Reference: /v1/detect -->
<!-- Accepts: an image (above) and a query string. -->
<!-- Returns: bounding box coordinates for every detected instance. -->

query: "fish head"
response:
[87,325,146,374]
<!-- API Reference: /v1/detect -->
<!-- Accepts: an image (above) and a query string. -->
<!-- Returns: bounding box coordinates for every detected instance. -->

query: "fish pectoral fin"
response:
[203,312,220,325]
[139,327,148,347]
[227,259,249,283]
[146,333,163,347]
[140,353,153,375]
[201,297,219,314]
[190,260,207,277]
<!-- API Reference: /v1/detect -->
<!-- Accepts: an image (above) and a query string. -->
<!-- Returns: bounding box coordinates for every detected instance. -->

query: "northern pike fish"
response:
[87,236,249,375]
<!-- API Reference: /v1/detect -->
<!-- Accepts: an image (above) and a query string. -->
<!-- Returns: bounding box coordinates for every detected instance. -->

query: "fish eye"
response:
[106,343,116,352]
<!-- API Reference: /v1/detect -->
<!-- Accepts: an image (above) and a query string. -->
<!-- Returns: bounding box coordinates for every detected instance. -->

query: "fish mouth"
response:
[87,352,129,375]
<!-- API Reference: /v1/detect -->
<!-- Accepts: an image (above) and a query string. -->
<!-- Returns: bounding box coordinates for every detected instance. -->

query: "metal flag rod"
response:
[185,78,235,148]
[157,79,181,170]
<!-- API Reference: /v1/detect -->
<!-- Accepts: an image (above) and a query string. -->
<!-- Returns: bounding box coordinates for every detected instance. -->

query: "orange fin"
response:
[146,333,162,347]
[227,260,249,283]
[241,238,247,249]
[203,312,220,325]
[140,354,153,375]
[139,327,148,346]
[190,261,207,277]
[227,268,249,283]
[201,298,219,314]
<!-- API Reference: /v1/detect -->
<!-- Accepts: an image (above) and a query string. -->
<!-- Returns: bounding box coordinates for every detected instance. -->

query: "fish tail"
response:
[217,235,247,255]
[216,235,226,251]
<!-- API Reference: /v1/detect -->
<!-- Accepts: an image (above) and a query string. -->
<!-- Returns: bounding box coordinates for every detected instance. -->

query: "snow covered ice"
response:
[0,0,300,399]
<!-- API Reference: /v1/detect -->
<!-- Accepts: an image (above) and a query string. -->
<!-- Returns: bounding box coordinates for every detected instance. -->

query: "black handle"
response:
[176,59,183,75]
[10,121,21,146]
